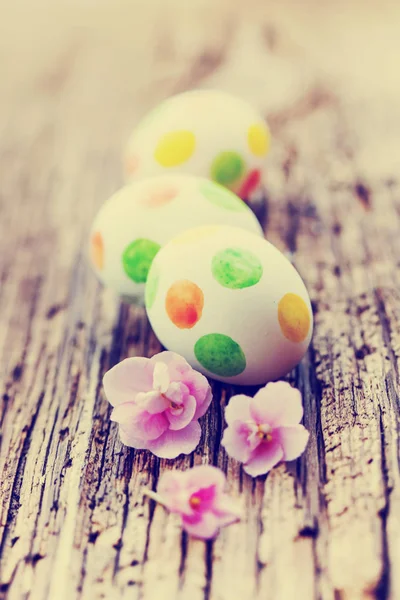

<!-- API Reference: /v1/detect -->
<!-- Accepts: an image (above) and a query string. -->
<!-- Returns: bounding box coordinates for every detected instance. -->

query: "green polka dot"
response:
[211,247,263,289]
[210,152,246,186]
[194,333,246,377]
[145,263,160,309]
[200,180,247,212]
[122,238,161,284]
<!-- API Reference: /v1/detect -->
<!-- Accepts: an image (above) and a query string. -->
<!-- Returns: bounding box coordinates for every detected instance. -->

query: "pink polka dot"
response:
[141,184,179,208]
[238,169,261,199]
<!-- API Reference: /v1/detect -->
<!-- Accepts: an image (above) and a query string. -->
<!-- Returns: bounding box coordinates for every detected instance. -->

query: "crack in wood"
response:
[375,407,391,600]
[0,391,45,556]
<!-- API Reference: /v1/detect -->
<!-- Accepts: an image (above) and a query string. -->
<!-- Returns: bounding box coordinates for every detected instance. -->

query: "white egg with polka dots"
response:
[88,175,263,302]
[145,225,313,386]
[124,89,271,202]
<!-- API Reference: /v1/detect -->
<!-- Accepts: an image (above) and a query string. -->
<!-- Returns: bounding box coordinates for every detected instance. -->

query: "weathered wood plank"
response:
[1,2,400,599]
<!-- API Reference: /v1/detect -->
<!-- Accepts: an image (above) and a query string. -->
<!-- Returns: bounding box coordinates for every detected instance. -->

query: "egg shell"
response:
[88,175,263,302]
[145,225,313,386]
[124,89,271,201]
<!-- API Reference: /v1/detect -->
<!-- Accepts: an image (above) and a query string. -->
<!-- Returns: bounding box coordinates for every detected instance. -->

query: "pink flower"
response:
[221,382,309,477]
[151,465,241,539]
[103,352,212,459]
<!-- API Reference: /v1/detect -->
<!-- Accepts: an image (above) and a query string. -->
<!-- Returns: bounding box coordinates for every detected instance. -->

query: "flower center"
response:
[257,423,272,441]
[189,494,201,509]
[161,393,183,414]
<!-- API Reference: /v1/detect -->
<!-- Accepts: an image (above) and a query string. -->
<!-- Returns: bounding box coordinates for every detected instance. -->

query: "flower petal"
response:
[193,384,213,420]
[221,421,254,463]
[141,413,169,440]
[150,352,212,420]
[167,394,197,431]
[166,382,189,405]
[182,511,220,540]
[185,465,226,493]
[250,382,303,427]
[103,357,153,407]
[111,404,168,441]
[153,361,170,393]
[150,351,191,374]
[147,421,202,459]
[190,485,218,512]
[182,371,213,419]
[216,512,241,528]
[214,495,242,525]
[158,466,228,516]
[118,426,149,450]
[110,401,139,424]
[276,425,310,461]
[158,470,183,496]
[243,439,284,477]
[137,391,169,414]
[155,466,240,537]
[224,395,252,426]
[158,471,193,515]
[112,407,150,449]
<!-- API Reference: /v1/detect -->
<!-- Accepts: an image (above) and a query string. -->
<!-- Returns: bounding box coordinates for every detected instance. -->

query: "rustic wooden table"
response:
[1,1,400,598]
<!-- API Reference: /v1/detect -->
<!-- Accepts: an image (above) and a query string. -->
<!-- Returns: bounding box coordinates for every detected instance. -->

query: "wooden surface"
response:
[1,1,400,598]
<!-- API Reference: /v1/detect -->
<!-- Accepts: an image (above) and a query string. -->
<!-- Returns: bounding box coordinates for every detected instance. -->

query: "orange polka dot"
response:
[278,293,310,343]
[125,154,139,176]
[141,184,179,208]
[165,280,204,329]
[91,232,104,270]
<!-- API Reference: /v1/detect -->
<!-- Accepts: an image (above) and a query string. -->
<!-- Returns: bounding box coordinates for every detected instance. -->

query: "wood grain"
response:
[1,1,400,598]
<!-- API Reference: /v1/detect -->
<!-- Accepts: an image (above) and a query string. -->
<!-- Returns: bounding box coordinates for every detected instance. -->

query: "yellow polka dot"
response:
[248,123,270,157]
[278,293,310,343]
[169,225,220,246]
[154,130,196,167]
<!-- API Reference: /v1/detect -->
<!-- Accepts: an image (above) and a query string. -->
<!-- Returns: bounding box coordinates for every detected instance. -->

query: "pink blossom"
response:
[152,465,241,539]
[221,382,309,477]
[103,352,212,459]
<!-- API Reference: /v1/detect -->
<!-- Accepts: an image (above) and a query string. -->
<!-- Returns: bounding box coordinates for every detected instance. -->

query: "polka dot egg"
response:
[145,225,313,385]
[89,175,263,302]
[124,89,271,201]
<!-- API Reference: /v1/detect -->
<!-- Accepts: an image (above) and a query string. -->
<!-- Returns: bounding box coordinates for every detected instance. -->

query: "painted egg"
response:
[124,89,271,202]
[88,175,263,302]
[145,225,313,385]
